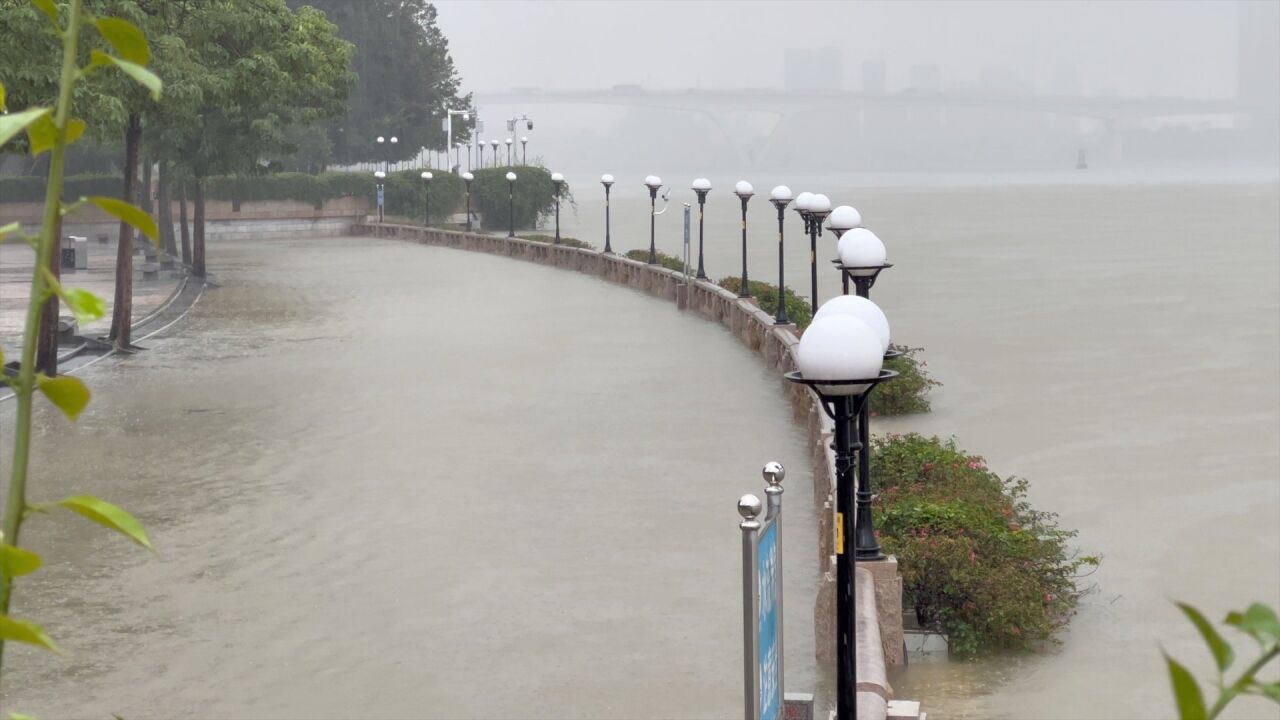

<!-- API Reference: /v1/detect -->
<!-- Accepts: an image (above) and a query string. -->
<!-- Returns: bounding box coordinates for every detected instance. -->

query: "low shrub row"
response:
[717,276,814,330]
[520,234,595,250]
[623,248,688,273]
[871,433,1098,656]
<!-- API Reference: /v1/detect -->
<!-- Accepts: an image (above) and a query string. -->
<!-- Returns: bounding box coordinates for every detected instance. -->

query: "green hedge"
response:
[0,174,124,202]
[717,276,814,328]
[468,166,559,231]
[872,434,1097,656]
[624,247,687,272]
[520,234,595,250]
[873,346,941,416]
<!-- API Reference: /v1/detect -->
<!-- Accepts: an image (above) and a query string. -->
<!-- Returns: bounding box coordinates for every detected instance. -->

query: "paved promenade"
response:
[0,239,182,355]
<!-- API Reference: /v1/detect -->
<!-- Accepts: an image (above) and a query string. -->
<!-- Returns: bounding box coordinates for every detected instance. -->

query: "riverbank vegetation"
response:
[871,434,1098,656]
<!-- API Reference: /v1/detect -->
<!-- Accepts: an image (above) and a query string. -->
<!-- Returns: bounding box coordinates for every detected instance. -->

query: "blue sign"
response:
[376,187,385,206]
[757,521,781,720]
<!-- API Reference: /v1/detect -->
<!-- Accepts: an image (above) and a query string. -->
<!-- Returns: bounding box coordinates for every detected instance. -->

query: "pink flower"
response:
[967,460,986,470]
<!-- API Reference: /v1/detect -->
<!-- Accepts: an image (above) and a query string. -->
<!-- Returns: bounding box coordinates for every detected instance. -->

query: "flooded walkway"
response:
[1,234,820,718]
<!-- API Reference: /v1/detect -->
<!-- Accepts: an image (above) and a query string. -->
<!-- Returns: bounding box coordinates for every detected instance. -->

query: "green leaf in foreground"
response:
[93,17,150,65]
[54,495,152,552]
[1164,652,1207,720]
[1177,602,1234,672]
[0,543,42,579]
[10,711,38,720]
[88,50,161,101]
[0,107,51,149]
[61,287,107,325]
[88,195,158,245]
[36,374,90,421]
[1225,603,1280,652]
[30,0,57,27]
[0,615,58,652]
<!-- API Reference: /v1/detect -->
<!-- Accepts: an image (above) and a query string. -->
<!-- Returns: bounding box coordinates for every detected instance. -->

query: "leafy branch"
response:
[1166,601,1280,719]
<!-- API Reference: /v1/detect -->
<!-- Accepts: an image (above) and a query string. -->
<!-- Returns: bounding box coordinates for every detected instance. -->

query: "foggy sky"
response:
[435,0,1244,99]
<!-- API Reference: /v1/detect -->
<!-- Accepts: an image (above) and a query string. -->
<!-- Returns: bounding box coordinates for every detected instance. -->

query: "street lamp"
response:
[420,171,433,226]
[445,108,469,172]
[601,174,615,254]
[551,172,564,244]
[807,193,832,309]
[521,136,528,165]
[462,171,474,232]
[837,228,888,297]
[826,205,863,294]
[794,192,816,305]
[734,180,754,297]
[505,137,513,166]
[506,171,517,238]
[644,175,663,264]
[373,170,386,224]
[786,303,895,720]
[691,178,711,279]
[769,185,794,324]
[490,140,499,169]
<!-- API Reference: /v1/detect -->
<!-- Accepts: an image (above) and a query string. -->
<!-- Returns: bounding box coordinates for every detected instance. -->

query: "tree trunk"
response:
[35,215,62,376]
[157,160,176,258]
[192,175,206,278]
[109,112,141,348]
[179,179,192,266]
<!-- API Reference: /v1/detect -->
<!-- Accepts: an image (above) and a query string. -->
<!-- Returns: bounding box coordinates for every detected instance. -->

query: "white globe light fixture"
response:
[551,172,564,183]
[813,295,891,353]
[827,205,863,236]
[691,177,711,192]
[794,191,816,213]
[420,171,432,181]
[373,170,386,179]
[795,315,885,395]
[838,228,888,277]
[505,171,517,182]
[735,180,754,197]
[461,172,474,181]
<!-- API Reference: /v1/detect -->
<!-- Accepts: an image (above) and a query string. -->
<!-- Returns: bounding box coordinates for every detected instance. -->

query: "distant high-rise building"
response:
[909,65,941,94]
[862,59,886,94]
[1238,0,1280,110]
[784,46,844,93]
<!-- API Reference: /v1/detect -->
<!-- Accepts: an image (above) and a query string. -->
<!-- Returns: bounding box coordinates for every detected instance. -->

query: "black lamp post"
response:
[834,228,892,562]
[420,171,433,226]
[462,172,474,232]
[601,174,615,254]
[490,140,499,169]
[551,173,564,244]
[787,368,894,720]
[734,180,754,297]
[644,175,663,264]
[793,191,815,306]
[505,138,513,166]
[691,178,711,279]
[506,171,517,238]
[786,299,896,720]
[768,185,794,324]
[521,136,528,165]
[808,193,832,309]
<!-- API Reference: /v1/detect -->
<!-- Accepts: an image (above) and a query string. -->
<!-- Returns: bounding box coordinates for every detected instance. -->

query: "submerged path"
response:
[1,234,820,719]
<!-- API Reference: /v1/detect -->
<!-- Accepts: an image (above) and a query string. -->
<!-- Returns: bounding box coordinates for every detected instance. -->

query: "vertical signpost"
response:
[741,462,786,720]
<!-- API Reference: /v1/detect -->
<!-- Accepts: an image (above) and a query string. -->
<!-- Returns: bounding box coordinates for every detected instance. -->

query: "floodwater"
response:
[558,173,1280,719]
[0,235,822,718]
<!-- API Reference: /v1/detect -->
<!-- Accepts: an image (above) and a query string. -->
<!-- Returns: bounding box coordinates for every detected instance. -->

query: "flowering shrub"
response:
[872,433,1098,656]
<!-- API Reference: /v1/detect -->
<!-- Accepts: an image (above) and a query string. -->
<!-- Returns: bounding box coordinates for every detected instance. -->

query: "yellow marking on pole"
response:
[835,512,844,554]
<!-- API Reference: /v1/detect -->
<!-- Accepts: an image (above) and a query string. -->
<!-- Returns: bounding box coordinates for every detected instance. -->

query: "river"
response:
[1,173,1277,719]
[0,235,820,717]
[555,171,1280,719]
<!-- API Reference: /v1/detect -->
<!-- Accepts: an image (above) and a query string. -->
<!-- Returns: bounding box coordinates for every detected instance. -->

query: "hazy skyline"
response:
[435,0,1249,99]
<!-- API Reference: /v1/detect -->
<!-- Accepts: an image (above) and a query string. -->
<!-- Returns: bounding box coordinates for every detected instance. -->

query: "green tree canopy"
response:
[286,0,473,167]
